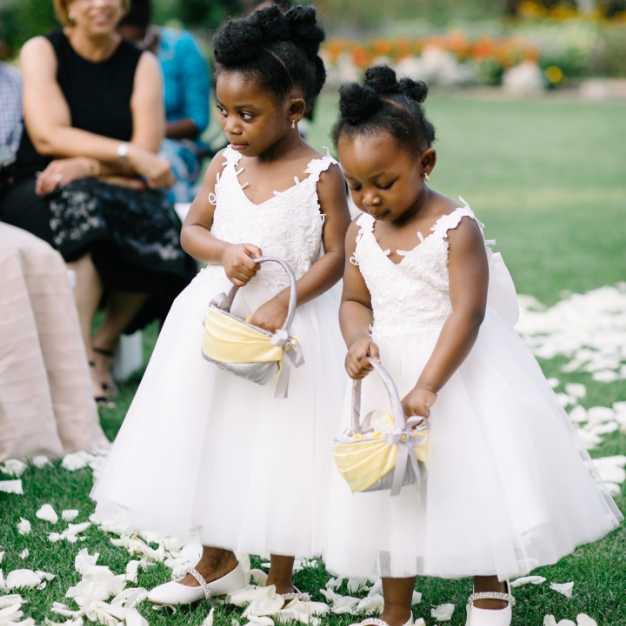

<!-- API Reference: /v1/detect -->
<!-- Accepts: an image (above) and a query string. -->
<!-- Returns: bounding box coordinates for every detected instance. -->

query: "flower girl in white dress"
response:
[323,66,622,626]
[92,6,350,605]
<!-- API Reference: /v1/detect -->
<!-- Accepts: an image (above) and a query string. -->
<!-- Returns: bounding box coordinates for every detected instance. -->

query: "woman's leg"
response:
[381,577,415,626]
[266,555,296,594]
[67,254,104,399]
[91,290,148,395]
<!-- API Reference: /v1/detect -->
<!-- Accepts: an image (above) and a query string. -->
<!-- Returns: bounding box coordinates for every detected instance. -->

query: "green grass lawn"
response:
[2,92,625,626]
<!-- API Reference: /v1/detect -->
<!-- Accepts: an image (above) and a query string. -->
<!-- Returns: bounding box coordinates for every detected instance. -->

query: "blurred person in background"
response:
[118,0,211,203]
[0,0,195,404]
[0,60,21,192]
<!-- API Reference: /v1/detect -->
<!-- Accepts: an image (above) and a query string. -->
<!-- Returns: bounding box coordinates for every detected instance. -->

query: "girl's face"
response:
[215,70,297,158]
[338,131,435,223]
[68,0,125,36]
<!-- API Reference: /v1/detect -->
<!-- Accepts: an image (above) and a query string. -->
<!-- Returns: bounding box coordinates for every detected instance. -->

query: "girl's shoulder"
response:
[428,196,481,241]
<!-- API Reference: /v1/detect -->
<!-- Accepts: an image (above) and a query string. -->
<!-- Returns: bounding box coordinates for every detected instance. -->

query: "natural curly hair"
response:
[333,65,436,153]
[213,5,326,107]
[53,0,130,26]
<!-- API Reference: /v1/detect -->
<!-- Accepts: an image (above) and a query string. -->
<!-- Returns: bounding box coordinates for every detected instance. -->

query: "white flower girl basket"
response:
[201,256,303,398]
[334,359,429,496]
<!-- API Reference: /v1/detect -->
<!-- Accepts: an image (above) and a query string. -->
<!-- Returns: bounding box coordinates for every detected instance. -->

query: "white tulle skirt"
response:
[323,310,622,581]
[92,265,345,558]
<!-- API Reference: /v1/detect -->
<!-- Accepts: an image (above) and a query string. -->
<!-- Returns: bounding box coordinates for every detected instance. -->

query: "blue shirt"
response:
[0,63,22,160]
[158,28,210,136]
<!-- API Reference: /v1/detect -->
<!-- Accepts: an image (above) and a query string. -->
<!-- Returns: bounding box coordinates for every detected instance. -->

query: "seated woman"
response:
[0,222,108,461]
[118,0,211,203]
[0,0,195,403]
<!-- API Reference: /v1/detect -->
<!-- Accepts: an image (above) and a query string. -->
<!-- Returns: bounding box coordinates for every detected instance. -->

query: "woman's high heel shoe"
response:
[465,581,514,626]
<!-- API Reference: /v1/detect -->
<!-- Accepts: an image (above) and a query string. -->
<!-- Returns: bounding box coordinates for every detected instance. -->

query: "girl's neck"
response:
[66,28,121,62]
[392,185,434,227]
[258,129,306,163]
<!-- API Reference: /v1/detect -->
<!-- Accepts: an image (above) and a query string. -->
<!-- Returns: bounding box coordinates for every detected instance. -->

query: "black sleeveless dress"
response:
[0,31,194,330]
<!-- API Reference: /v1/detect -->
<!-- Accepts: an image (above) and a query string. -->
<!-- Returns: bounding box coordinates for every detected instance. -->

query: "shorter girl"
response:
[93,5,350,606]
[323,66,621,626]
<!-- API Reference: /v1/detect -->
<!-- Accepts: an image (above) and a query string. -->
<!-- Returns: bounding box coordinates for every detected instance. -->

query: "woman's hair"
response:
[249,0,293,11]
[333,65,436,153]
[119,0,152,30]
[53,0,130,26]
[213,5,326,107]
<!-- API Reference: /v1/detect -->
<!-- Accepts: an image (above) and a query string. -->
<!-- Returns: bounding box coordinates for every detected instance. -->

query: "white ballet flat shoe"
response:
[148,562,247,605]
[465,581,515,626]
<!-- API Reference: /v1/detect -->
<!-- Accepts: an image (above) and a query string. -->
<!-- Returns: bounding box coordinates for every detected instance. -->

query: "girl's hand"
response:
[345,336,380,380]
[36,157,96,196]
[248,296,288,333]
[221,243,262,287]
[401,386,437,420]
[128,145,174,188]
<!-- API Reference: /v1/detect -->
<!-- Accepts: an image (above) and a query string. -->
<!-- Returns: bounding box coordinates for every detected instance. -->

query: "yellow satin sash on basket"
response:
[334,359,429,496]
[201,257,303,398]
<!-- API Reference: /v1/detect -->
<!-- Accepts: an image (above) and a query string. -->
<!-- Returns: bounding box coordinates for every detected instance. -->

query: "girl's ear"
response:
[287,96,307,124]
[420,148,437,177]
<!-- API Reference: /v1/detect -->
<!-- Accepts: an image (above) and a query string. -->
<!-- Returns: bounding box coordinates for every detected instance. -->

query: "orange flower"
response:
[351,46,371,69]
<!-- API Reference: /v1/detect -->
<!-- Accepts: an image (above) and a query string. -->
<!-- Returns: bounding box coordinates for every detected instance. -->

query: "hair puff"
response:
[339,83,383,126]
[285,6,325,57]
[398,77,428,103]
[364,66,399,95]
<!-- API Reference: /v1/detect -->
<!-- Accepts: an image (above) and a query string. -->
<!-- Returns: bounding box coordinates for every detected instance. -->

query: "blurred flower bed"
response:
[322,16,626,93]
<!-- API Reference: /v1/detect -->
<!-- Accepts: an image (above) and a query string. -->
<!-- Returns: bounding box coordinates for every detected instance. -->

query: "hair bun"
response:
[339,83,383,125]
[253,5,291,41]
[398,77,428,103]
[364,65,399,95]
[214,20,264,65]
[286,5,325,57]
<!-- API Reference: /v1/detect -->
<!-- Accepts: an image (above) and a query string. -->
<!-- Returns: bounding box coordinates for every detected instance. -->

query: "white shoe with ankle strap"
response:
[147,562,247,605]
[349,617,412,626]
[465,581,514,626]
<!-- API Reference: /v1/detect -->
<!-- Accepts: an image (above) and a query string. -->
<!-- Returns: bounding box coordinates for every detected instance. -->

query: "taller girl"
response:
[92,5,350,604]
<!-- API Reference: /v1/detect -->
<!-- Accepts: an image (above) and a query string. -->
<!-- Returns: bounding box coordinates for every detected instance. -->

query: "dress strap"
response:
[430,198,481,241]
[222,145,243,170]
[349,213,375,266]
[304,149,338,185]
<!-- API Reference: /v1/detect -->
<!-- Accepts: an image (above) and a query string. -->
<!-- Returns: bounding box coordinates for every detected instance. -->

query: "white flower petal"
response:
[0,459,28,477]
[32,455,51,468]
[0,479,23,495]
[19,549,29,560]
[17,518,32,536]
[61,452,95,472]
[249,569,268,586]
[550,581,574,598]
[62,510,80,522]
[6,569,51,590]
[431,603,455,621]
[124,607,149,626]
[36,503,59,524]
[543,616,558,626]
[200,607,215,626]
[356,593,383,615]
[576,614,598,626]
[111,587,148,609]
[411,590,422,605]
[511,575,546,588]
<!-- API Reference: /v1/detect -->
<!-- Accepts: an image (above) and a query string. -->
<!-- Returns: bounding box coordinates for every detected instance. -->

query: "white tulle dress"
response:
[323,201,622,581]
[92,146,346,558]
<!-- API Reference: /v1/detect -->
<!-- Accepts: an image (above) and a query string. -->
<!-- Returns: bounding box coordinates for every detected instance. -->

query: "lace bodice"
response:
[352,200,482,338]
[210,146,334,290]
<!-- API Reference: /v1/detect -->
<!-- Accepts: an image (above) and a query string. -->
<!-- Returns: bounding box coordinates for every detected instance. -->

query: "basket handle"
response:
[351,359,410,434]
[221,256,298,334]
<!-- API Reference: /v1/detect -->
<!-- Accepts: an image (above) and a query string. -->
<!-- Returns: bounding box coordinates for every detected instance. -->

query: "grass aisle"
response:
[2,93,625,626]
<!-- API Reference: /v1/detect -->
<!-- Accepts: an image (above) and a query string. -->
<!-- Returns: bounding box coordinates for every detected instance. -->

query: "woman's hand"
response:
[35,157,96,196]
[128,145,174,189]
[401,386,437,420]
[248,296,289,333]
[345,335,380,380]
[221,243,262,287]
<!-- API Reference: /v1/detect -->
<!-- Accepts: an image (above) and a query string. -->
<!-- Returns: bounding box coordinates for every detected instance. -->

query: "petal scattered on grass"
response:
[36,504,59,524]
[430,603,455,621]
[32,455,51,469]
[550,581,574,599]
[19,549,29,560]
[17,519,31,536]
[511,575,546,588]
[200,608,215,626]
[0,480,23,495]
[0,459,28,477]
[62,510,80,522]
[576,614,598,626]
